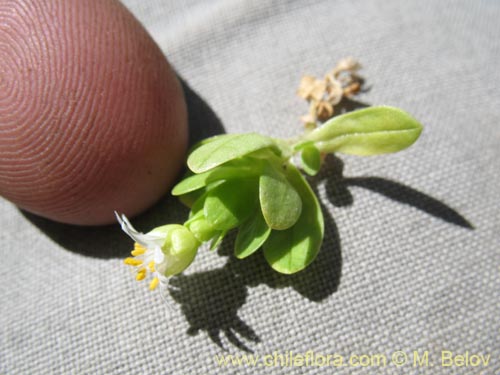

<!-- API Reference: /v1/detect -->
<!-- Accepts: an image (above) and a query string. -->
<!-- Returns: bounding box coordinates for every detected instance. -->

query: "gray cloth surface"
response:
[1,0,500,374]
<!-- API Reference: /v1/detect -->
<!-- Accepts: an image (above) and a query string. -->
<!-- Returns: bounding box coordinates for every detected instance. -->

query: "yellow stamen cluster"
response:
[124,243,159,291]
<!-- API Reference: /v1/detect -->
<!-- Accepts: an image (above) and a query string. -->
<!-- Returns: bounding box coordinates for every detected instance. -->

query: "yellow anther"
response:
[136,268,147,281]
[131,248,146,256]
[148,261,155,272]
[149,277,159,291]
[132,243,146,256]
[124,258,143,266]
[134,243,146,250]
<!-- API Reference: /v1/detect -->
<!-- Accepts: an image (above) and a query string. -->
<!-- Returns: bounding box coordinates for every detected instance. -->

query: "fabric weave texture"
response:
[1,0,499,374]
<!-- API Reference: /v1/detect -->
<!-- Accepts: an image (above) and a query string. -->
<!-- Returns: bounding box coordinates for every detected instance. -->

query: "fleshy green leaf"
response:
[178,188,205,208]
[172,164,260,196]
[187,133,277,173]
[204,178,258,230]
[172,173,215,196]
[259,164,302,230]
[210,230,226,250]
[182,179,226,213]
[304,106,423,155]
[263,163,324,274]
[188,134,228,153]
[188,191,208,218]
[184,210,218,242]
[235,208,271,259]
[300,145,321,176]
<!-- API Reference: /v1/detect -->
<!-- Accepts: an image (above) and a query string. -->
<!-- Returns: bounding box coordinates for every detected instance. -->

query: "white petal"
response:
[153,247,165,264]
[155,261,168,279]
[114,212,153,247]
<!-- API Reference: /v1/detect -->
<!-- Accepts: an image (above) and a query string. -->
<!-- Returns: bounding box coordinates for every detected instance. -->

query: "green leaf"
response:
[184,210,218,242]
[210,230,226,250]
[235,208,271,259]
[304,106,423,156]
[204,178,258,231]
[183,178,227,213]
[188,134,228,153]
[178,188,205,208]
[300,145,321,176]
[188,191,208,218]
[187,133,278,173]
[263,164,324,274]
[259,163,302,230]
[172,173,214,196]
[172,164,260,196]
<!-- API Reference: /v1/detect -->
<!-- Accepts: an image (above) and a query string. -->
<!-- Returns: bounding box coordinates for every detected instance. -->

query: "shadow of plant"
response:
[168,206,342,352]
[165,152,472,352]
[169,265,259,353]
[321,155,473,229]
[21,87,473,352]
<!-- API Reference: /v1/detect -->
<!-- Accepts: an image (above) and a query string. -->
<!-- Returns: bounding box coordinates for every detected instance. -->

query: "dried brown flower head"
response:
[297,75,327,101]
[297,57,364,126]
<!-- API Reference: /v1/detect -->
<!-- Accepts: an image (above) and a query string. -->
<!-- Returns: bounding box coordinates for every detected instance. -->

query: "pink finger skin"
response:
[0,0,188,225]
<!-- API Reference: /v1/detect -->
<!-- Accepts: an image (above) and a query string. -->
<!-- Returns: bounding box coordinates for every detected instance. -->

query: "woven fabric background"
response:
[1,0,499,374]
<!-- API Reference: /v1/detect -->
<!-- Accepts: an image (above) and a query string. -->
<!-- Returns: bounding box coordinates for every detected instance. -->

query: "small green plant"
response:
[117,106,422,291]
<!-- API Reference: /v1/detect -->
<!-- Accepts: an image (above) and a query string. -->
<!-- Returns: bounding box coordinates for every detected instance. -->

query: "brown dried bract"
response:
[297,57,364,126]
[316,100,334,121]
[343,81,361,97]
[325,76,343,105]
[297,75,327,101]
[332,56,362,77]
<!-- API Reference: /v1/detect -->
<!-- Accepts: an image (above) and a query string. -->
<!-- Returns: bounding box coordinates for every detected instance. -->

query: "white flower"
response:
[115,212,199,291]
